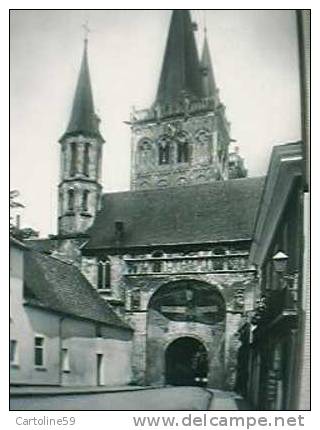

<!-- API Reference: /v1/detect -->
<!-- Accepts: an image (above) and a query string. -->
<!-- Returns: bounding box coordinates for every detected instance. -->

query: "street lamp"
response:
[272,251,298,308]
[272,251,289,274]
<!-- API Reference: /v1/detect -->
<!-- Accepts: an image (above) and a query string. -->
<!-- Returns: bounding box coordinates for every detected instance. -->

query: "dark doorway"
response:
[165,337,208,386]
[96,353,104,386]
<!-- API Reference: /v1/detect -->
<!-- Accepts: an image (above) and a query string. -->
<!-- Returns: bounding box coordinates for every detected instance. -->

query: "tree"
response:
[10,190,24,231]
[10,190,39,239]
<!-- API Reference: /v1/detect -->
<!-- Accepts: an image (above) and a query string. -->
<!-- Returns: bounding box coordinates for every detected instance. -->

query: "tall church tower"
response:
[130,10,231,190]
[58,39,104,236]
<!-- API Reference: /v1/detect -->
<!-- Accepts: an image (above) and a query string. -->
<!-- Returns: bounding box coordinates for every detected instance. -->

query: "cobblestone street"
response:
[10,387,251,411]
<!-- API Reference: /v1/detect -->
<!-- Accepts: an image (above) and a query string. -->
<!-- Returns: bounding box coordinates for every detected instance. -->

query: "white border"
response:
[4,1,317,428]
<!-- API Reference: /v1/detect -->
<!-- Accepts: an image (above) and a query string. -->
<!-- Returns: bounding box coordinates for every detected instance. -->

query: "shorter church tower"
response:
[58,38,104,236]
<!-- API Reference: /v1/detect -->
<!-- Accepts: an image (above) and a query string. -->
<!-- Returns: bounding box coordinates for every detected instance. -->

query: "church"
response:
[25,10,265,389]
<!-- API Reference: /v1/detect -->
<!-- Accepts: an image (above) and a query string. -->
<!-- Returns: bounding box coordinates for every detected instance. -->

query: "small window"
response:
[70,144,77,176]
[10,339,18,364]
[61,348,70,372]
[68,189,75,212]
[82,190,89,212]
[83,142,90,176]
[34,336,45,367]
[97,259,111,290]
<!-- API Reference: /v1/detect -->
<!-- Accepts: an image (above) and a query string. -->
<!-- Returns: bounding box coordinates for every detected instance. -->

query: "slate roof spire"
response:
[155,10,204,105]
[62,38,102,140]
[201,31,218,100]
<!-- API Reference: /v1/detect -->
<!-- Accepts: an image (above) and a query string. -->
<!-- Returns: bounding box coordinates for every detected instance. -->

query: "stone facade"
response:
[130,99,230,190]
[82,243,256,389]
[48,11,260,391]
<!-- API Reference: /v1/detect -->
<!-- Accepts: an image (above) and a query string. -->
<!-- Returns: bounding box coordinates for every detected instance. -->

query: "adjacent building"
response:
[239,142,308,410]
[10,237,133,387]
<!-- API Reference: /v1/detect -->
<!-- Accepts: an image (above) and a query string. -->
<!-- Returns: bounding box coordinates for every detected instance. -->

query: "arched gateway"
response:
[165,337,208,386]
[146,280,226,387]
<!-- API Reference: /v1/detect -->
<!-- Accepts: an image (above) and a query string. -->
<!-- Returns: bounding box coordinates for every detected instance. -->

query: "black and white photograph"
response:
[9,9,310,411]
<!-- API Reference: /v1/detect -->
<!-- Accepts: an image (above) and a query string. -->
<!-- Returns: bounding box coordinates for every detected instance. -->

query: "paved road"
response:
[11,387,211,411]
[207,390,252,410]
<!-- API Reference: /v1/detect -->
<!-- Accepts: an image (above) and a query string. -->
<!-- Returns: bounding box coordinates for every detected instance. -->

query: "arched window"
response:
[82,190,89,212]
[67,189,75,212]
[97,259,111,290]
[70,144,77,176]
[158,136,170,165]
[212,247,226,256]
[96,145,102,179]
[62,145,68,177]
[177,133,189,163]
[83,142,90,176]
[138,139,153,166]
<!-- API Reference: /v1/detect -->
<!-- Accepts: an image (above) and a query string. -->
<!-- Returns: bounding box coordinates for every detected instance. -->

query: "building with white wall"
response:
[10,237,133,387]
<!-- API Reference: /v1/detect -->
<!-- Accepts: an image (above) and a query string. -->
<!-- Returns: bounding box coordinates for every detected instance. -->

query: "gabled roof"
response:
[155,10,204,104]
[10,236,28,250]
[61,40,103,141]
[24,250,132,330]
[84,177,265,250]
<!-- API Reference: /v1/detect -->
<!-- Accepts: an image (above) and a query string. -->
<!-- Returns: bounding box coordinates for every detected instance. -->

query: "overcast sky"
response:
[10,10,301,236]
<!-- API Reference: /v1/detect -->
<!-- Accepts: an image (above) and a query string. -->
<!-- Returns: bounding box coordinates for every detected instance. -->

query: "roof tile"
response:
[85,177,265,250]
[24,250,131,330]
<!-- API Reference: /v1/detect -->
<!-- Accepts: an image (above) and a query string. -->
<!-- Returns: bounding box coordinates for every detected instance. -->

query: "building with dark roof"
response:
[24,10,267,390]
[10,239,132,387]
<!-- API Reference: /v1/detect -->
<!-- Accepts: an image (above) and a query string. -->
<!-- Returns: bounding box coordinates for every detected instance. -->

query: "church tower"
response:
[58,38,104,236]
[130,10,231,190]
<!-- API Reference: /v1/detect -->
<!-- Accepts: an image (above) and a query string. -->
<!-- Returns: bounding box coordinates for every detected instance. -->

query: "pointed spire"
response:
[201,33,218,99]
[155,10,204,105]
[62,39,102,140]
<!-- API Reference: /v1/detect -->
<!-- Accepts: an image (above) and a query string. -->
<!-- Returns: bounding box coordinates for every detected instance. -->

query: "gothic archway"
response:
[165,337,208,386]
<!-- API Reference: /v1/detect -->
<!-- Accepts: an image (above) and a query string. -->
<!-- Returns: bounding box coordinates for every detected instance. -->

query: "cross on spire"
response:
[82,21,91,43]
[203,10,207,35]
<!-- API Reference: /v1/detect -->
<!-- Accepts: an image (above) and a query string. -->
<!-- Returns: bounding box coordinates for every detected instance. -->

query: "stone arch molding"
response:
[146,276,227,310]
[164,333,210,354]
[147,278,226,326]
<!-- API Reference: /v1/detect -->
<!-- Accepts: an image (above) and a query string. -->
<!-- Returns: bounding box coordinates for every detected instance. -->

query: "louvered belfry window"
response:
[68,189,75,212]
[83,142,90,176]
[70,144,77,176]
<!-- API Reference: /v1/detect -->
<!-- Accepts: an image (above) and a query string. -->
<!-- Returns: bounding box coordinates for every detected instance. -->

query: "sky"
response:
[10,10,301,236]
